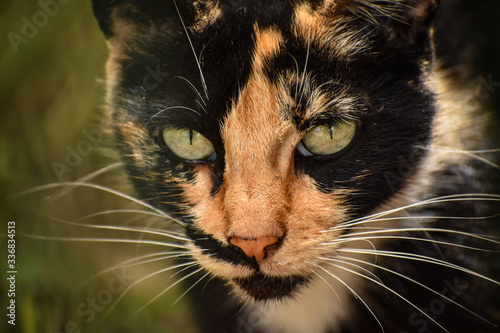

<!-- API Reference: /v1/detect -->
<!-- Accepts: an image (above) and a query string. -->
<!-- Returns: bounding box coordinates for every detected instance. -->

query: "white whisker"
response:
[146,105,202,127]
[305,260,343,306]
[46,162,124,199]
[338,248,500,286]
[314,265,385,333]
[419,145,500,169]
[175,76,207,109]
[25,234,188,250]
[105,261,199,318]
[327,261,451,333]
[16,181,186,226]
[297,28,311,107]
[334,255,496,327]
[82,251,190,285]
[332,235,495,252]
[173,0,209,100]
[47,217,189,242]
[325,194,500,231]
[131,266,205,317]
[318,256,385,286]
[173,271,211,305]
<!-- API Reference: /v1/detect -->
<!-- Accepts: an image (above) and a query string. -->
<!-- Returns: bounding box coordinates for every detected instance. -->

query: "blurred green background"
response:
[1,1,500,333]
[1,1,196,332]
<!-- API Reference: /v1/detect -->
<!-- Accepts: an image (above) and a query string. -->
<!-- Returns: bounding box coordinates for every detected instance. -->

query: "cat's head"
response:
[92,0,439,301]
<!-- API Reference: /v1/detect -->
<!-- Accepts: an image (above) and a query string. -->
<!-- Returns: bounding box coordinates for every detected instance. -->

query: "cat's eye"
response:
[298,121,357,156]
[162,128,215,161]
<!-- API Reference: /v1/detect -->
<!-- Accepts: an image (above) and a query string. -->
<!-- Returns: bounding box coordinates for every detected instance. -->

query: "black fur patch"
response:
[233,273,310,301]
[186,225,260,270]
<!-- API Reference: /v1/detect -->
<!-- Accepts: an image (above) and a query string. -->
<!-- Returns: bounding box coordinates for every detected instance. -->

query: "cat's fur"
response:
[91,0,499,332]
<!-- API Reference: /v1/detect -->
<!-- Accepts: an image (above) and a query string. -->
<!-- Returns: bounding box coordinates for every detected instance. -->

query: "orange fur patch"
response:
[252,25,284,72]
[293,2,371,58]
[179,35,350,277]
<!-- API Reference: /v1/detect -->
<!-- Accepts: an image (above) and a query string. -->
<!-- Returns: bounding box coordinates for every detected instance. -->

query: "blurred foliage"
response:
[1,1,196,332]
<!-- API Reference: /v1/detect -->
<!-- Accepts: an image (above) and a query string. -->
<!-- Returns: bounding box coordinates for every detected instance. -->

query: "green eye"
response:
[299,121,357,156]
[162,128,215,160]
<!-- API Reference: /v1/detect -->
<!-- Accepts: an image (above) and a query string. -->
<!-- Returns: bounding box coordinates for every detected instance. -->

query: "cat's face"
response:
[93,0,438,301]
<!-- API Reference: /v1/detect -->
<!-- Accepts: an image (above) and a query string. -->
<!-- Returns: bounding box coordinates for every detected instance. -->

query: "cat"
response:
[88,0,500,332]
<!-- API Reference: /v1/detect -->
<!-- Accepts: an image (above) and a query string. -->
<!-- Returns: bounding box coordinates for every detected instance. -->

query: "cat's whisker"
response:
[325,194,500,231]
[314,264,386,333]
[78,209,166,220]
[333,226,499,245]
[305,262,343,307]
[17,181,186,226]
[297,28,312,107]
[338,248,500,286]
[173,271,211,305]
[74,209,171,223]
[326,261,451,333]
[47,217,190,242]
[351,0,407,26]
[146,105,202,127]
[173,0,209,100]
[82,251,190,285]
[317,256,384,286]
[418,145,500,169]
[285,52,301,101]
[130,265,205,318]
[103,260,199,318]
[335,213,500,228]
[334,255,497,327]
[175,76,207,109]
[46,162,124,200]
[24,234,188,250]
[330,235,497,253]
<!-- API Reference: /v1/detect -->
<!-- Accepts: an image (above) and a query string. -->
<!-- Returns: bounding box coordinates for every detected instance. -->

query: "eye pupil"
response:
[189,129,194,145]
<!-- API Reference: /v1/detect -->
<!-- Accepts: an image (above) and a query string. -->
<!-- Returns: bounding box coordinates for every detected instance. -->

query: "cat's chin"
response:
[231,273,310,301]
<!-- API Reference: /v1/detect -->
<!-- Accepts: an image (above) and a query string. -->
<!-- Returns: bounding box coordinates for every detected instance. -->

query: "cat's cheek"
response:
[180,165,229,243]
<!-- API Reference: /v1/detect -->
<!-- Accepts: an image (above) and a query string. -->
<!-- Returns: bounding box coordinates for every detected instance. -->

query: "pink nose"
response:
[229,236,280,264]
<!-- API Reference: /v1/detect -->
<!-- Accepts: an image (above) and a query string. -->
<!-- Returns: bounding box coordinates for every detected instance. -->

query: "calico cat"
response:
[90,0,500,332]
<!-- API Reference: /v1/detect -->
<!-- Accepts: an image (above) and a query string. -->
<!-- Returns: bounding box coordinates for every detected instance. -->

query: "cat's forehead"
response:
[106,0,436,140]
[109,1,375,124]
[193,0,371,55]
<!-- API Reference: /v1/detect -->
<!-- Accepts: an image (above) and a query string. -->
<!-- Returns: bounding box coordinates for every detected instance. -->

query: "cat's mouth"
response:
[187,225,312,300]
[232,273,310,301]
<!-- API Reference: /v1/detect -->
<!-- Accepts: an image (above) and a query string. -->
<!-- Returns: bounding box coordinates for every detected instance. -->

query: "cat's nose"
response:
[229,236,280,264]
